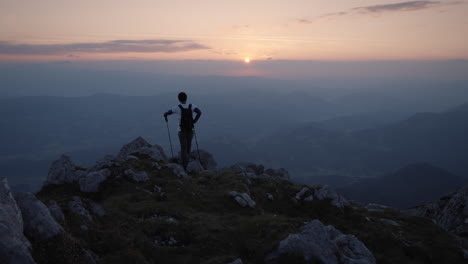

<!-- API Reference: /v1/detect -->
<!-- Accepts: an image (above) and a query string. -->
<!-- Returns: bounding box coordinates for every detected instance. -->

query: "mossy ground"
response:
[36,157,466,264]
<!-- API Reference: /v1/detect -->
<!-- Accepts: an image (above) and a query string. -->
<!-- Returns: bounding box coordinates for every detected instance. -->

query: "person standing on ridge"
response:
[164,92,202,170]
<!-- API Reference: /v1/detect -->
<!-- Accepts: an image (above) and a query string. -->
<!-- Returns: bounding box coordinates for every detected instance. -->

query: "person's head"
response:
[178,92,187,103]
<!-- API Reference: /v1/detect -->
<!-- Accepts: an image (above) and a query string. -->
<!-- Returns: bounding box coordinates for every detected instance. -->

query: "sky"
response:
[1,0,468,62]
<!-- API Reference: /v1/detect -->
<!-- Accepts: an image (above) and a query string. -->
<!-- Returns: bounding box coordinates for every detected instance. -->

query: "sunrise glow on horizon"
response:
[0,0,467,62]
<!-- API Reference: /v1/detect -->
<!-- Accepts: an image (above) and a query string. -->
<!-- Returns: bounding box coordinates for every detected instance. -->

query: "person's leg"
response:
[187,130,194,155]
[178,131,188,169]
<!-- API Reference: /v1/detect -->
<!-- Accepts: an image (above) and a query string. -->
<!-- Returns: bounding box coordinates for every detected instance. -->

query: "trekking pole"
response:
[166,120,174,158]
[193,128,202,167]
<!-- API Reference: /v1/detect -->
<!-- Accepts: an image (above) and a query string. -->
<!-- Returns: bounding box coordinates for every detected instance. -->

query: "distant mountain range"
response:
[339,163,468,208]
[256,101,468,178]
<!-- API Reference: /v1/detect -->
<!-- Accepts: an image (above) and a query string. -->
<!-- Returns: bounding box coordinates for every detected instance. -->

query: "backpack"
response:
[179,104,194,132]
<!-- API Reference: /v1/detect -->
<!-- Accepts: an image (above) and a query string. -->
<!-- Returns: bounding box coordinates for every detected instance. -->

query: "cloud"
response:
[316,1,467,19]
[0,39,209,55]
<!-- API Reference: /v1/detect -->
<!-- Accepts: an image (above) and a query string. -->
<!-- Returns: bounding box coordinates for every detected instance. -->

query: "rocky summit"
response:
[1,136,467,264]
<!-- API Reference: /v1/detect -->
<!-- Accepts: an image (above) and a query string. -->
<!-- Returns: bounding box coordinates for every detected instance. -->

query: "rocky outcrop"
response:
[124,169,149,182]
[190,149,217,170]
[166,163,188,178]
[44,155,85,186]
[405,186,468,237]
[227,191,256,208]
[187,160,204,174]
[267,219,376,264]
[13,192,63,241]
[293,185,349,208]
[0,178,36,264]
[48,200,65,223]
[118,136,167,162]
[314,185,349,209]
[231,162,290,180]
[68,196,92,221]
[79,169,111,192]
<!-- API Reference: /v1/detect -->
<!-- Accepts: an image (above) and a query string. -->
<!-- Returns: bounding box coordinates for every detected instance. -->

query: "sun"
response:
[244,57,251,63]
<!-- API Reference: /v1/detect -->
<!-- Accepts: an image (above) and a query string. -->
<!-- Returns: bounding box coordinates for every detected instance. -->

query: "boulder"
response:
[92,155,119,171]
[0,178,37,264]
[68,197,92,221]
[79,169,111,192]
[187,160,204,174]
[404,186,468,236]
[47,200,65,223]
[314,185,349,209]
[267,219,376,264]
[118,136,167,161]
[295,187,312,200]
[231,163,290,180]
[44,155,85,186]
[227,258,243,264]
[13,192,63,241]
[190,149,217,169]
[166,163,188,178]
[124,169,149,182]
[227,191,256,208]
[117,136,152,159]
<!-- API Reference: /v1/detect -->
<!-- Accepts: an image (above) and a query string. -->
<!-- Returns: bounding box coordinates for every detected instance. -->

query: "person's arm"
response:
[163,110,173,122]
[193,107,202,124]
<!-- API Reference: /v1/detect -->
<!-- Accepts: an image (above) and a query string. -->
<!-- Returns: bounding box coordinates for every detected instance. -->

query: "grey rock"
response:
[92,155,118,171]
[187,160,204,174]
[0,177,36,264]
[14,192,63,241]
[137,145,168,162]
[82,249,99,264]
[295,187,312,200]
[124,169,149,182]
[48,200,65,223]
[314,185,349,209]
[267,219,376,264]
[117,136,152,159]
[404,186,468,237]
[304,195,314,201]
[68,196,92,221]
[380,219,400,227]
[228,258,243,264]
[166,163,188,178]
[365,203,391,212]
[231,163,290,180]
[266,193,274,201]
[190,149,217,169]
[118,136,167,162]
[79,169,110,192]
[44,155,85,186]
[89,202,106,217]
[228,191,256,208]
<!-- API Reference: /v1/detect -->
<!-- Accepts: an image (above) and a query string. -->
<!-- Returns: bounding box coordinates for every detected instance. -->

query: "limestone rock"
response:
[295,187,312,201]
[79,169,110,192]
[124,169,149,182]
[68,196,92,221]
[404,186,468,237]
[190,149,217,169]
[0,178,36,264]
[44,155,84,186]
[118,136,167,162]
[267,219,376,264]
[314,185,349,209]
[92,155,119,171]
[187,160,204,174]
[47,200,65,223]
[228,191,256,208]
[166,163,188,178]
[14,192,63,241]
[228,258,243,264]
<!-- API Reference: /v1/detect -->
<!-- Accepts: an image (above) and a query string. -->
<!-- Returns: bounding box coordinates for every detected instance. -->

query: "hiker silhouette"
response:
[164,92,202,170]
